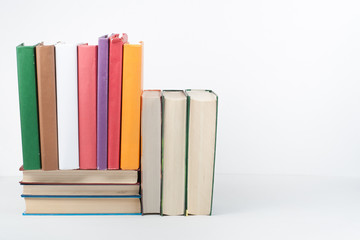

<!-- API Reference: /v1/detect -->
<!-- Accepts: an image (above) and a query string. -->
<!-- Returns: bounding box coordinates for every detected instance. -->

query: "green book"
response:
[16,44,41,170]
[185,89,218,216]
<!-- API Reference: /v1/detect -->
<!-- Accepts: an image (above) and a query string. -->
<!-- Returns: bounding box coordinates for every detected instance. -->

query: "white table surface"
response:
[1,174,360,240]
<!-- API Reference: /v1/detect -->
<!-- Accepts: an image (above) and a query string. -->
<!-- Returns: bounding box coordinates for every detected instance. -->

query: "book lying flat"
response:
[16,43,41,170]
[36,43,59,170]
[21,184,140,196]
[186,90,218,215]
[161,90,187,216]
[141,90,162,214]
[121,42,143,170]
[22,196,141,214]
[55,43,79,170]
[20,168,138,184]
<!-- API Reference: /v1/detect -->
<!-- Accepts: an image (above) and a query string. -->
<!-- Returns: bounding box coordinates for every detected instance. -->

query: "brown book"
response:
[36,43,58,170]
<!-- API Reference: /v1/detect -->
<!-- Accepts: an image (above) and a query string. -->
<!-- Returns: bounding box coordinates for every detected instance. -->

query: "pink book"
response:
[108,33,128,169]
[78,44,97,169]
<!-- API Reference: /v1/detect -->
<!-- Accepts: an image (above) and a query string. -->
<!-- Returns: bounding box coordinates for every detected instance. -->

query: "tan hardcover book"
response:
[20,167,139,184]
[22,184,140,196]
[36,43,58,170]
[23,197,141,214]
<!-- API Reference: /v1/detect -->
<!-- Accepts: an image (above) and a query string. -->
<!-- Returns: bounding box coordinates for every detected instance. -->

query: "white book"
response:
[55,43,79,170]
[186,90,218,215]
[141,90,162,214]
[161,90,187,216]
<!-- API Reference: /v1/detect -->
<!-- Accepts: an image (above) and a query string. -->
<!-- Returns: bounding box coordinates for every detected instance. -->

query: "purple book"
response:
[97,35,109,169]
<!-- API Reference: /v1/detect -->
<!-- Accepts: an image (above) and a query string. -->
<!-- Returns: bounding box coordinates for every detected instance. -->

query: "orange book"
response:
[120,42,143,170]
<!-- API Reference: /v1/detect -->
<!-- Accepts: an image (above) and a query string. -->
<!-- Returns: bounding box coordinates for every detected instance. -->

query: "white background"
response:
[2,0,360,177]
[2,0,360,239]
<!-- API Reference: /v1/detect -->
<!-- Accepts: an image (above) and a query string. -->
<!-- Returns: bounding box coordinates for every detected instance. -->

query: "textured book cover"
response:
[97,35,109,170]
[108,33,128,169]
[120,42,143,170]
[16,44,41,170]
[35,43,58,170]
[78,44,97,169]
[55,43,79,170]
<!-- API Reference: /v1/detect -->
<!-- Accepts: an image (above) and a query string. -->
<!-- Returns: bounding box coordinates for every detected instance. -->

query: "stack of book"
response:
[16,33,218,216]
[20,167,141,215]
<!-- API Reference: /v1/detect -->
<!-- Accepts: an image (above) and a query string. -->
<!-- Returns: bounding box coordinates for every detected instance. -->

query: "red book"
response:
[108,34,128,169]
[78,44,97,169]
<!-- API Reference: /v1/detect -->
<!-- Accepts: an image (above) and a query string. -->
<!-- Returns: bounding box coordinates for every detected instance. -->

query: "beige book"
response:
[161,91,187,216]
[186,90,218,215]
[24,197,141,214]
[22,184,140,196]
[141,90,162,214]
[21,169,138,184]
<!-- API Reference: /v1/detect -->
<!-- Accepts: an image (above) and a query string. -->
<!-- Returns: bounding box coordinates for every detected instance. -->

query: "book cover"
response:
[35,43,58,170]
[141,90,162,214]
[78,44,97,169]
[108,33,128,169]
[120,42,143,170]
[55,43,79,170]
[185,89,218,216]
[16,44,41,170]
[97,35,109,170]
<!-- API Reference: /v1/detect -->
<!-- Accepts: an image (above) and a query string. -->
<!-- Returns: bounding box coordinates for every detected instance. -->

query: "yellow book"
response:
[121,42,143,169]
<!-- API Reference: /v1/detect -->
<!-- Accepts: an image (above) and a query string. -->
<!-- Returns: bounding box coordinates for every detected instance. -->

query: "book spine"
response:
[97,36,109,170]
[108,34,128,169]
[55,44,79,170]
[16,45,41,170]
[78,44,97,169]
[120,43,143,170]
[35,44,58,170]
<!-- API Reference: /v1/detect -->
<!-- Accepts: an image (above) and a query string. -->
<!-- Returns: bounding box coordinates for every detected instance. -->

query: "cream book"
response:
[161,90,187,216]
[185,90,218,215]
[55,43,79,170]
[21,167,138,184]
[141,90,162,214]
[23,197,141,214]
[22,184,140,196]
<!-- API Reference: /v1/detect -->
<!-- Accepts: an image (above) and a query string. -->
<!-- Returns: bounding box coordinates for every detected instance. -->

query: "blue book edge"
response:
[23,212,142,216]
[21,195,141,198]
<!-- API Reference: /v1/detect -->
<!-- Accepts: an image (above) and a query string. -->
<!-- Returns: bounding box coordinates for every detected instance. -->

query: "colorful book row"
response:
[16,34,142,171]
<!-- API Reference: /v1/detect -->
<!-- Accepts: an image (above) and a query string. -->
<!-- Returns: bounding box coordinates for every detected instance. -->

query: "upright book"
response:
[141,90,162,214]
[16,43,41,170]
[161,90,187,216]
[97,35,109,170]
[108,33,128,169]
[121,42,143,170]
[35,43,58,170]
[78,44,97,169]
[185,90,218,215]
[55,43,79,170]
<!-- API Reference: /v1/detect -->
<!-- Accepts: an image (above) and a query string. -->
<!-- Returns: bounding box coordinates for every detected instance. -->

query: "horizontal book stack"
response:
[20,167,141,215]
[16,33,218,216]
